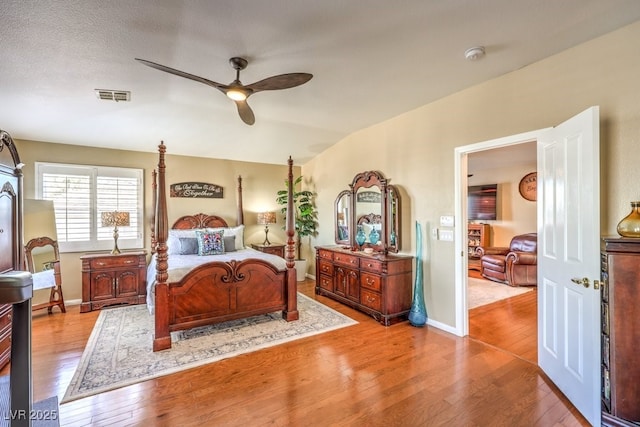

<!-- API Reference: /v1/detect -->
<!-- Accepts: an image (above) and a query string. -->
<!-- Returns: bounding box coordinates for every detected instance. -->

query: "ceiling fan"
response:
[135,57,313,125]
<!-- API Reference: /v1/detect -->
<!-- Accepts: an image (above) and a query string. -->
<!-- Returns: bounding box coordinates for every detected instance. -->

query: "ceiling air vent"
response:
[95,89,131,102]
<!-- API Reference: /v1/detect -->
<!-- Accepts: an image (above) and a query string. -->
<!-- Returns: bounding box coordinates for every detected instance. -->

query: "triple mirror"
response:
[334,170,400,253]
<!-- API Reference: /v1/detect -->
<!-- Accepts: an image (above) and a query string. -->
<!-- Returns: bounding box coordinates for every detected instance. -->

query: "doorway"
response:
[465,142,538,362]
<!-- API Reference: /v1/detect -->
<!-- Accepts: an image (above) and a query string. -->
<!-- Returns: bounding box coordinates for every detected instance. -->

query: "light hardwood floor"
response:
[1,279,588,426]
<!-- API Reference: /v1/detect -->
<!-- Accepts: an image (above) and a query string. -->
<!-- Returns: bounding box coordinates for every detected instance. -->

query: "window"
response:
[36,162,144,253]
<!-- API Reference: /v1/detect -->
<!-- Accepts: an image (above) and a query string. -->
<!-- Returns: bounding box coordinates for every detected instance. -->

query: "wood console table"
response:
[315,246,413,325]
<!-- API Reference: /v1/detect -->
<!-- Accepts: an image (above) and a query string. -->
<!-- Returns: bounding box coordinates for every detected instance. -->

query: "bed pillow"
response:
[178,237,199,255]
[223,235,236,252]
[195,230,225,256]
[167,229,207,254]
[207,225,244,250]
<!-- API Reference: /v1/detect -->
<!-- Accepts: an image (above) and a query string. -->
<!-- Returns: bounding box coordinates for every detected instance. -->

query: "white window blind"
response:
[36,162,144,253]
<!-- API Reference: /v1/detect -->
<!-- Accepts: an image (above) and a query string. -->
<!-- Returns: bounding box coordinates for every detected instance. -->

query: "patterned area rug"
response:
[62,293,356,403]
[468,277,534,309]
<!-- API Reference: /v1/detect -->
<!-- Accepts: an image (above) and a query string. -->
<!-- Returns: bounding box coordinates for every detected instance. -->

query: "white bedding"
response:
[146,247,287,314]
[32,269,56,291]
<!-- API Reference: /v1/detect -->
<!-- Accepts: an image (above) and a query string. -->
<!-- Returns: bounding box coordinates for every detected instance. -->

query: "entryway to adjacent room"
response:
[465,142,538,363]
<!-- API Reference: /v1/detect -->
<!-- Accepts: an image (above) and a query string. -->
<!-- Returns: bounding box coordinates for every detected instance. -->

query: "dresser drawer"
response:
[90,254,142,269]
[0,328,11,360]
[318,274,333,292]
[333,252,359,268]
[361,289,382,311]
[318,259,334,276]
[361,272,381,292]
[0,305,11,331]
[318,249,335,261]
[361,258,383,273]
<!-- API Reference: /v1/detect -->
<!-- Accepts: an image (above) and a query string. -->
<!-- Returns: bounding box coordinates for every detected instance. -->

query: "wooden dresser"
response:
[0,304,11,370]
[315,246,413,325]
[80,251,147,312]
[600,237,640,426]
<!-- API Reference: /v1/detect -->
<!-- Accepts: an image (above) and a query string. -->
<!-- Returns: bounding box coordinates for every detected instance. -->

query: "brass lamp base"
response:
[111,227,121,254]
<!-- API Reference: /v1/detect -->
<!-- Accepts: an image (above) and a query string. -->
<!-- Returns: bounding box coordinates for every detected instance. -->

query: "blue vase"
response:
[408,221,428,327]
[369,227,380,244]
[355,225,366,248]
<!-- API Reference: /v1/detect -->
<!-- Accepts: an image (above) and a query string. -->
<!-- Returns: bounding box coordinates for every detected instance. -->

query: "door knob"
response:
[570,277,590,288]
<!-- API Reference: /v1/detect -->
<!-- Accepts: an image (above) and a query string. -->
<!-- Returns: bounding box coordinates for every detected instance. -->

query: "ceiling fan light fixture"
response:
[226,88,247,101]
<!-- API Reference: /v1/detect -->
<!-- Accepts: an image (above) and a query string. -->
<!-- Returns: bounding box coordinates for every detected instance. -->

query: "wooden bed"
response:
[151,142,298,351]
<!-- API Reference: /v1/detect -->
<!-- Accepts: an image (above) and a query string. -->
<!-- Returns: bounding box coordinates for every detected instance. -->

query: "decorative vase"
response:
[355,225,366,248]
[390,230,396,246]
[369,227,380,244]
[617,201,640,237]
[408,221,428,327]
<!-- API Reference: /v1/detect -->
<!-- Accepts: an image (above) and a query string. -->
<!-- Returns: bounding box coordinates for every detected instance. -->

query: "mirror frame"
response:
[334,190,351,246]
[334,170,401,254]
[24,236,59,273]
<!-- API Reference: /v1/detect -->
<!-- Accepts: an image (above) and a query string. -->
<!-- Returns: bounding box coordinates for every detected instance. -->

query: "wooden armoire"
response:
[600,237,640,426]
[0,130,25,371]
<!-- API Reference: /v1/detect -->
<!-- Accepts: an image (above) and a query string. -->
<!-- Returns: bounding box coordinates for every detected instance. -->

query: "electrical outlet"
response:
[431,228,439,239]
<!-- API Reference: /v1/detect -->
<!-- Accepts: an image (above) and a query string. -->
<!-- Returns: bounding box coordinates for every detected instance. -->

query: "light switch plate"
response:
[440,215,454,227]
[439,229,454,241]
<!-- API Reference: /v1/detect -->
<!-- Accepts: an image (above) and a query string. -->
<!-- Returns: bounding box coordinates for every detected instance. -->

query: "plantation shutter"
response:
[36,163,143,253]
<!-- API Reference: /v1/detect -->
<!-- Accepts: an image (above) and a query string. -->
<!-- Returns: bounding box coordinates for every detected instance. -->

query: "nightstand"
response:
[80,251,147,312]
[251,243,285,258]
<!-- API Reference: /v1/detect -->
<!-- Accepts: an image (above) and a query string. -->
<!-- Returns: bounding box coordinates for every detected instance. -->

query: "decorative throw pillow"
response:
[178,237,199,255]
[223,235,236,252]
[195,230,225,256]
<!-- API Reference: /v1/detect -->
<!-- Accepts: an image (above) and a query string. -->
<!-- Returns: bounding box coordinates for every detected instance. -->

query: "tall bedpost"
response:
[236,175,244,226]
[151,169,157,254]
[283,156,299,321]
[154,141,171,351]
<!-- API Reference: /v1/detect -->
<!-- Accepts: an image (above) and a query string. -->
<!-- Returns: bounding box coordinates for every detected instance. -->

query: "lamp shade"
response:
[257,211,276,225]
[101,211,130,228]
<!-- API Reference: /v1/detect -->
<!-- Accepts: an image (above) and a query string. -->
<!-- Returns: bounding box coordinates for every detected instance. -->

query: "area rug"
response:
[62,293,356,403]
[468,277,534,309]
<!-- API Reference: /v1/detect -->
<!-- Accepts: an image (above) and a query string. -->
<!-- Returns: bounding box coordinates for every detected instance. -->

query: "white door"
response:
[538,106,601,426]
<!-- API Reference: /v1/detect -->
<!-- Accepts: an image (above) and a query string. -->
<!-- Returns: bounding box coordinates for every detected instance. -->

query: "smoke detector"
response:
[95,89,131,102]
[464,46,485,61]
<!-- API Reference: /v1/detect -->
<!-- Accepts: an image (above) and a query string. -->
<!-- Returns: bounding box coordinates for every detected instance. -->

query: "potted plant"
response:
[276,175,318,281]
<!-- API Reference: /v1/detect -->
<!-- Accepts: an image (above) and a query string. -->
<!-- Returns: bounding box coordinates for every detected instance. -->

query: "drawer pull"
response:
[366,278,374,285]
[96,261,106,266]
[125,260,135,264]
[366,295,377,303]
[7,314,11,321]
[367,263,373,267]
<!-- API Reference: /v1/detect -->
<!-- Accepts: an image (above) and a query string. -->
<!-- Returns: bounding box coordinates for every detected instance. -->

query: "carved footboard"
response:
[168,260,287,330]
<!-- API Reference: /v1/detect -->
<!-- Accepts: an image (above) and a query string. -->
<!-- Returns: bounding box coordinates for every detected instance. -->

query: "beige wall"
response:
[303,21,640,327]
[17,139,299,304]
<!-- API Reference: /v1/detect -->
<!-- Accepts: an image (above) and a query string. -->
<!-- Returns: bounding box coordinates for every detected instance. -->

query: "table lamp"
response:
[257,211,276,245]
[101,211,130,254]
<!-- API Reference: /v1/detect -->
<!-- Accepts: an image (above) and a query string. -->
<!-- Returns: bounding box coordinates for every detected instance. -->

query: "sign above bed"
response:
[170,182,223,198]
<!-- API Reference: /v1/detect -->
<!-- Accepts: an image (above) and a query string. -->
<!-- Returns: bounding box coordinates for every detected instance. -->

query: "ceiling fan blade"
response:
[135,58,227,92]
[235,100,255,125]
[245,73,313,93]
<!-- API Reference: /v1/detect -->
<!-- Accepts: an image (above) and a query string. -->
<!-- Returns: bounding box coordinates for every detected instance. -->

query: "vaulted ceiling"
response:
[2,1,640,165]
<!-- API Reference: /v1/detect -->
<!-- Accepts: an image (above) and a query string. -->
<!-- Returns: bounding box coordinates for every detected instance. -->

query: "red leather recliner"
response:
[476,233,537,287]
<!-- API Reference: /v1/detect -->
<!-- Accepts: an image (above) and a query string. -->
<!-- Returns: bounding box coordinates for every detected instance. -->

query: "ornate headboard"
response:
[172,214,229,230]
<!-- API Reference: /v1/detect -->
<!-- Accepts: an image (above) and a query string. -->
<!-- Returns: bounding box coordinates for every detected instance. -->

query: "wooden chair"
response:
[24,236,66,314]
